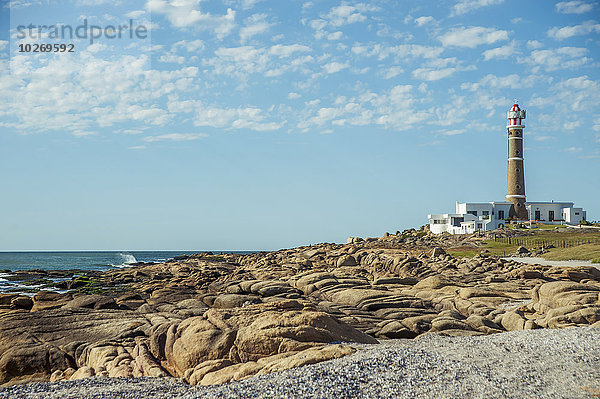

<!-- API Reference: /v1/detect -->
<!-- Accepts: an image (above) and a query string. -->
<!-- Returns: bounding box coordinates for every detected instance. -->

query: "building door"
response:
[549,211,554,221]
[535,210,541,220]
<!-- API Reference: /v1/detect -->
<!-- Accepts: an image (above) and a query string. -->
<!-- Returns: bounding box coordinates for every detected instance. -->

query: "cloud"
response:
[351,44,443,60]
[439,26,509,48]
[143,133,208,142]
[240,13,273,43]
[125,10,146,19]
[414,16,435,26]
[269,44,311,57]
[192,104,285,131]
[323,61,348,74]
[412,67,459,81]
[555,1,595,14]
[0,41,7,51]
[309,2,379,39]
[483,42,517,60]
[325,3,379,27]
[147,0,236,38]
[173,39,205,53]
[548,20,600,40]
[288,92,301,99]
[526,40,543,49]
[451,0,504,16]
[205,44,314,79]
[527,47,590,71]
[461,73,542,91]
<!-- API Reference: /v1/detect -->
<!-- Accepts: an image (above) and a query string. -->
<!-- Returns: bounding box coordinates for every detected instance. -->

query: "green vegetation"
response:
[447,226,600,260]
[542,243,600,263]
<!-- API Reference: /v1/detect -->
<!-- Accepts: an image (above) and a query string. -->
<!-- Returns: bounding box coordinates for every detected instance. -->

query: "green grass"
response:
[542,243,600,262]
[447,227,600,259]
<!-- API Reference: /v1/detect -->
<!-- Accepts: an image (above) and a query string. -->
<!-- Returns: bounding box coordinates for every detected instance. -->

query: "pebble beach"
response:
[2,327,599,399]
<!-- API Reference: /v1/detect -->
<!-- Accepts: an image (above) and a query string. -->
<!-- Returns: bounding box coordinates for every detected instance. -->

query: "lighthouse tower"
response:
[506,102,528,219]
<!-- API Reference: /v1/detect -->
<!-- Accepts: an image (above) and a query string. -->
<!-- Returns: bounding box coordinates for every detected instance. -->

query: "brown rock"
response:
[31,291,73,312]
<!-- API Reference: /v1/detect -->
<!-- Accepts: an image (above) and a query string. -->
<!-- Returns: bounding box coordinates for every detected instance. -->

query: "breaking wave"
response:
[111,253,138,268]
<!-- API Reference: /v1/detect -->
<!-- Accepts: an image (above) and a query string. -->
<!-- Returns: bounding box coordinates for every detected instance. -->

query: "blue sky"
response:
[0,0,598,251]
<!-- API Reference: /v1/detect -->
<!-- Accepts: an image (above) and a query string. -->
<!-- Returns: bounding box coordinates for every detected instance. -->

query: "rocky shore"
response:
[0,228,599,391]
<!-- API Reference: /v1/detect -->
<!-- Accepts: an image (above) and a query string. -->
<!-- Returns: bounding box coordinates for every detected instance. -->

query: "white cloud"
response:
[309,2,379,39]
[483,42,517,60]
[351,44,443,60]
[125,10,145,19]
[288,92,301,99]
[451,0,504,16]
[527,47,590,71]
[327,31,343,40]
[414,16,435,26]
[269,44,311,57]
[441,129,464,136]
[147,0,236,38]
[159,54,185,64]
[461,73,542,91]
[325,3,378,27]
[555,1,595,14]
[240,13,273,43]
[323,61,348,74]
[412,67,459,81]
[382,66,403,79]
[174,39,205,53]
[206,44,314,79]
[0,41,8,51]
[143,133,208,142]
[526,40,543,49]
[192,105,284,131]
[548,20,600,40]
[439,26,509,48]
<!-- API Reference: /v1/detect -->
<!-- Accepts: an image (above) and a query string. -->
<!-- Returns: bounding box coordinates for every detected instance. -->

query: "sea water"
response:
[0,251,252,294]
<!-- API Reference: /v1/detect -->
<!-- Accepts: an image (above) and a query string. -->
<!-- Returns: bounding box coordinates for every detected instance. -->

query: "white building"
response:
[428,201,587,235]
[427,102,588,235]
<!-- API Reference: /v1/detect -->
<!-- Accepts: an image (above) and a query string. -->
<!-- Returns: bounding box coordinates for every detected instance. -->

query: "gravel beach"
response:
[2,327,599,399]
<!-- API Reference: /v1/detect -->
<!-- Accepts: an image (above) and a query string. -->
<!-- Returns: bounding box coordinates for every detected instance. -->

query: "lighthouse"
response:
[427,102,588,234]
[506,102,528,219]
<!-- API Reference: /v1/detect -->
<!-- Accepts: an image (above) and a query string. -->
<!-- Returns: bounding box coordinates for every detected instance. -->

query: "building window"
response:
[477,223,483,229]
[433,219,447,224]
[467,211,477,216]
[498,210,505,219]
[575,212,579,215]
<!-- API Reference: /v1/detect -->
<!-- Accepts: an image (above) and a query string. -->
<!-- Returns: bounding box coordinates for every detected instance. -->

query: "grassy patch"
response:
[542,243,600,262]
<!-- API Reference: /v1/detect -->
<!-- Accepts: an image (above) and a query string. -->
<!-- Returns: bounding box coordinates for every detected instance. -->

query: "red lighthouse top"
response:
[507,102,526,127]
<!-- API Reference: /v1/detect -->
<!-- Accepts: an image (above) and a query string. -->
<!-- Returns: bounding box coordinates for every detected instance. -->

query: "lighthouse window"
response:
[516,150,521,155]
[516,184,521,189]
[517,203,521,207]
[516,168,520,172]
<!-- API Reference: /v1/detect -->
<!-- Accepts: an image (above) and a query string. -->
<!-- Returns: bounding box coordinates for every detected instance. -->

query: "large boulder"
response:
[0,308,153,386]
[153,300,376,383]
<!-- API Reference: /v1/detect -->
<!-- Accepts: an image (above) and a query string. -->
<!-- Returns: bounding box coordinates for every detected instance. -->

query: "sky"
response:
[0,0,598,251]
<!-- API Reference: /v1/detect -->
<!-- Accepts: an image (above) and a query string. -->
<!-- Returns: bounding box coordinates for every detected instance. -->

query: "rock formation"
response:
[0,228,599,387]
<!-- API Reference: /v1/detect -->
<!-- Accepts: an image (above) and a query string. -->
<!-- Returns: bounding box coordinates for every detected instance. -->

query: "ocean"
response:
[0,251,252,294]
